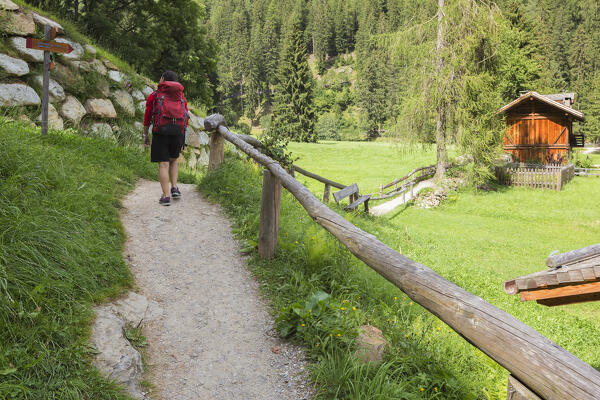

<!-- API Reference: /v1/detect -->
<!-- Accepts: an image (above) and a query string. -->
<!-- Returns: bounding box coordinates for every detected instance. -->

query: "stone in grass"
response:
[91,308,145,400]
[0,83,40,107]
[90,59,108,75]
[111,292,162,328]
[9,36,43,62]
[37,103,63,130]
[85,98,117,119]
[54,38,84,61]
[136,100,146,113]
[197,148,209,166]
[84,44,97,55]
[141,85,155,98]
[33,75,66,103]
[1,12,35,36]
[0,53,29,76]
[134,121,144,131]
[355,325,389,364]
[111,89,135,116]
[0,0,19,11]
[60,95,87,125]
[31,12,64,34]
[187,130,209,147]
[132,89,144,102]
[188,111,205,131]
[108,70,125,83]
[103,59,119,70]
[97,79,110,98]
[89,122,114,140]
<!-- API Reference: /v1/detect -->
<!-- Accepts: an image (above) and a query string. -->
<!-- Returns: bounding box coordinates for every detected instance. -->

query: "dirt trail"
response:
[121,179,313,400]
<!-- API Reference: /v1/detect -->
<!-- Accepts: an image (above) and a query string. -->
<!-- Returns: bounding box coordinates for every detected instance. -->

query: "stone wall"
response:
[0,0,209,168]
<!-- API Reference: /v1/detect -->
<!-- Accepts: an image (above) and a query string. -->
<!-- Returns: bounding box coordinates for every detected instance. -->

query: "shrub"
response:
[315,113,341,141]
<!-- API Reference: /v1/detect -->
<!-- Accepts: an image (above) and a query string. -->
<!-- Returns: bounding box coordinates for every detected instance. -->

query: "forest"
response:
[32,0,600,179]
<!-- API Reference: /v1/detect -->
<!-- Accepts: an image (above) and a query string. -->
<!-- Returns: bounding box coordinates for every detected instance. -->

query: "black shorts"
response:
[151,132,185,162]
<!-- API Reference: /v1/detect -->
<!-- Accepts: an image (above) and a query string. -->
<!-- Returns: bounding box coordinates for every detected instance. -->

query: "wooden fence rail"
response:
[291,165,346,203]
[371,164,444,201]
[204,114,600,399]
[575,167,600,177]
[495,163,575,191]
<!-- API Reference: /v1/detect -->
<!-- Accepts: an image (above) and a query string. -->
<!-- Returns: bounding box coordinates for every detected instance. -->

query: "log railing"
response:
[371,165,437,201]
[291,165,346,203]
[204,114,600,400]
[575,167,600,177]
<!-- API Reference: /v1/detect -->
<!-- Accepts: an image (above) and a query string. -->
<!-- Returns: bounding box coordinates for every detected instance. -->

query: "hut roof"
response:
[504,244,600,306]
[497,91,584,121]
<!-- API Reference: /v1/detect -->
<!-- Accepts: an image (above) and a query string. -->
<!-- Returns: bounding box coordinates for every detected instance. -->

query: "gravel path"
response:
[121,179,314,400]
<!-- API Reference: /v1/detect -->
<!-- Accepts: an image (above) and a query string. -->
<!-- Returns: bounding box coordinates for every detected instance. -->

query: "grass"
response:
[199,141,600,399]
[0,118,193,399]
[288,141,456,196]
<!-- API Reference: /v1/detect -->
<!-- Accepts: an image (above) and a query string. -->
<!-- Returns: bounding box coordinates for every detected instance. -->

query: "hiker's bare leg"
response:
[159,162,170,197]
[169,157,179,189]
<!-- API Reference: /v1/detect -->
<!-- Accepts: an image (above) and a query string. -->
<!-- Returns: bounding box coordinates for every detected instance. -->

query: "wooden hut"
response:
[504,244,600,307]
[497,91,584,164]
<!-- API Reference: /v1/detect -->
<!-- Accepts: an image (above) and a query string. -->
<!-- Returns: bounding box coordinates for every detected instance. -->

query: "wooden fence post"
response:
[204,114,226,172]
[258,169,282,259]
[323,183,331,203]
[208,131,224,172]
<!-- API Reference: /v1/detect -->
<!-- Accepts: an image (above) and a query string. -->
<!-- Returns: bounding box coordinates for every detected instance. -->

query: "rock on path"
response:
[121,180,313,400]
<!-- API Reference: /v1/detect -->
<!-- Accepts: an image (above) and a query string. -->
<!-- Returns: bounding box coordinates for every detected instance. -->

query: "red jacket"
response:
[143,81,188,127]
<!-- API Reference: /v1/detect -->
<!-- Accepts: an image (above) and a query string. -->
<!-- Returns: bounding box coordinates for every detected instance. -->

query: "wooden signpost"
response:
[26,25,73,136]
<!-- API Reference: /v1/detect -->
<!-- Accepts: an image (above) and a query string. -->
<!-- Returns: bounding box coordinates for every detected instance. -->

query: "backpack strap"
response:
[180,97,189,133]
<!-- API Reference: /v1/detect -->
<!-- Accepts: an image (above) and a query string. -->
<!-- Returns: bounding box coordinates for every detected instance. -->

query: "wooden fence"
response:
[372,164,437,201]
[495,163,575,191]
[291,165,346,203]
[575,167,600,177]
[203,114,600,400]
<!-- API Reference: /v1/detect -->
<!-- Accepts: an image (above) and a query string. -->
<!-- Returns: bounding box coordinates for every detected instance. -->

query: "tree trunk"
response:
[435,0,448,179]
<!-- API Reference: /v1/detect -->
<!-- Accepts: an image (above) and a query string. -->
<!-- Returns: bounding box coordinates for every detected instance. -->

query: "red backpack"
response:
[151,81,189,134]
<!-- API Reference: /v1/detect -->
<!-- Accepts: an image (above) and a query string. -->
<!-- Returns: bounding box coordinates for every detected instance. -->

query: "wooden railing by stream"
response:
[203,114,600,400]
[372,164,437,201]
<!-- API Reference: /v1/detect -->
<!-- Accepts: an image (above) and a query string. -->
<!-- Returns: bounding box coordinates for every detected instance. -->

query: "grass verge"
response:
[0,118,192,399]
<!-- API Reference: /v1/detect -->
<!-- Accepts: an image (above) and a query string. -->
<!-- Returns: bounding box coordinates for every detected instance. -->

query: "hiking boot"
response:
[159,195,171,206]
[171,186,182,198]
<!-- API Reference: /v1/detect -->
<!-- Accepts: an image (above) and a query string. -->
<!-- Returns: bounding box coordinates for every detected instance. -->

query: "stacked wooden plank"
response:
[504,244,600,306]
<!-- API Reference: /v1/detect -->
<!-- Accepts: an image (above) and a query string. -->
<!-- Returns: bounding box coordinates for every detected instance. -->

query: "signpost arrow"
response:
[26,38,73,54]
[25,26,71,136]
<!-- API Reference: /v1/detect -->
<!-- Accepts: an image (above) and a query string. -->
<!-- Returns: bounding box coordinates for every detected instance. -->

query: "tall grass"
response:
[0,118,168,399]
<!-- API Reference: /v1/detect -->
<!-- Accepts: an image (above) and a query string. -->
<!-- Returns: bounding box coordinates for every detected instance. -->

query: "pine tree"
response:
[311,0,334,72]
[272,10,317,143]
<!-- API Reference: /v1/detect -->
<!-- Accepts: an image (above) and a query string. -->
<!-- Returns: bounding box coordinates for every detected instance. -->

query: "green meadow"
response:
[201,140,600,399]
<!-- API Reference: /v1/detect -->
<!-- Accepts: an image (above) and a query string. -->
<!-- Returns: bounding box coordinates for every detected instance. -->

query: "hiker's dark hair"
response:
[161,71,178,82]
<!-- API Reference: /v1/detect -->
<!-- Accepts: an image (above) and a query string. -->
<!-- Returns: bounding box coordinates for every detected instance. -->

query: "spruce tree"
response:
[272,10,317,143]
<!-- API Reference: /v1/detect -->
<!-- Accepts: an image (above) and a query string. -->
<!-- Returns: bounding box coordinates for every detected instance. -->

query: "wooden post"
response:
[507,375,542,400]
[208,131,224,172]
[323,183,330,203]
[204,114,226,172]
[41,24,51,136]
[258,169,281,259]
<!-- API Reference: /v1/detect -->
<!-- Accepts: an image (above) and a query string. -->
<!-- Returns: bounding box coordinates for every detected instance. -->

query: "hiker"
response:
[143,71,189,206]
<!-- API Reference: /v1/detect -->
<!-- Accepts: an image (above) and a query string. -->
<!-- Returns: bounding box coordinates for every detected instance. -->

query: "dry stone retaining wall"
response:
[0,2,209,166]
